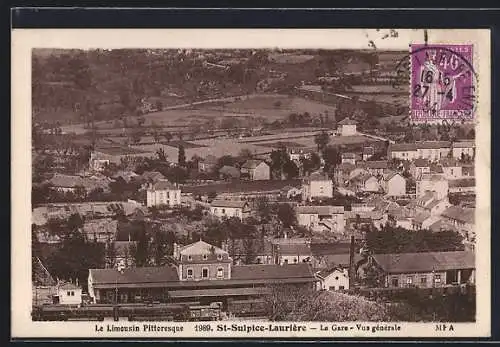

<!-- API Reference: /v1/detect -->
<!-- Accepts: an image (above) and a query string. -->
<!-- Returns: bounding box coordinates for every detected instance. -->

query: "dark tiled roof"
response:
[390,143,417,152]
[452,141,475,148]
[241,160,267,169]
[150,179,178,190]
[296,205,344,215]
[211,200,248,208]
[449,178,475,188]
[90,266,179,285]
[338,118,357,125]
[359,160,388,169]
[413,158,430,167]
[442,206,475,224]
[231,263,314,281]
[372,251,475,274]
[417,141,451,149]
[277,243,312,256]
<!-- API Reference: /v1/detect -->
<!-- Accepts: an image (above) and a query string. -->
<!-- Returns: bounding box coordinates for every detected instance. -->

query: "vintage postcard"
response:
[11,28,491,339]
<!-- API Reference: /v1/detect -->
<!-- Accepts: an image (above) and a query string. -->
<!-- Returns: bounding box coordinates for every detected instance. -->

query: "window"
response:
[187,255,192,261]
[202,268,209,279]
[222,209,226,214]
[434,274,441,283]
[294,258,298,263]
[283,259,288,264]
[335,276,339,281]
[217,254,223,260]
[187,268,193,279]
[329,286,336,291]
[67,291,71,296]
[203,254,208,260]
[217,267,224,279]
[391,277,399,287]
[406,276,413,285]
[338,286,345,290]
[214,208,218,213]
[420,277,427,285]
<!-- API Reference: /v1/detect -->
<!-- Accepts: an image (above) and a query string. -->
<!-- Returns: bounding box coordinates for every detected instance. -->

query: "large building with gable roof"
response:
[88,240,316,309]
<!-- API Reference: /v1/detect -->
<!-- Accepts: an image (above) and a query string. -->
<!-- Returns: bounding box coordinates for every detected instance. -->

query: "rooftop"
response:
[231,263,314,281]
[389,143,417,152]
[372,251,475,274]
[296,205,344,215]
[449,178,476,188]
[358,160,388,170]
[179,240,228,257]
[338,118,358,126]
[149,179,178,191]
[441,206,475,224]
[416,141,452,149]
[277,243,312,256]
[241,160,267,169]
[413,158,430,167]
[452,141,475,148]
[211,199,248,208]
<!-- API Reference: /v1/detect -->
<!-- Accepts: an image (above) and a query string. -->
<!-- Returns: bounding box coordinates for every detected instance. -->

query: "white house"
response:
[440,158,463,179]
[146,180,181,208]
[210,200,252,220]
[362,146,374,161]
[350,173,380,193]
[341,153,357,165]
[416,141,451,161]
[338,118,357,136]
[302,172,334,201]
[297,205,345,233]
[416,174,449,200]
[409,158,431,179]
[56,282,82,305]
[316,267,349,291]
[382,172,407,197]
[240,160,270,181]
[388,143,418,160]
[452,141,475,160]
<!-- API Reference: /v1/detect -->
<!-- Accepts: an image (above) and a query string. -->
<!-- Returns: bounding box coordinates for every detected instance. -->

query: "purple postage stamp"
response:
[410,44,476,122]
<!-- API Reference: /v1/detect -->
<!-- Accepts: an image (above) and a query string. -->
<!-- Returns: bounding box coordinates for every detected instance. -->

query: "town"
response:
[31,48,476,322]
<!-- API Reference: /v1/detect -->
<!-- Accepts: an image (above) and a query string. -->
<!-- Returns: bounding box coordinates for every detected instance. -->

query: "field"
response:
[60,94,339,135]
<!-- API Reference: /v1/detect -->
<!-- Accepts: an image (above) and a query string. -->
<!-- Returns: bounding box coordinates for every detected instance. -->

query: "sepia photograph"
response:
[12,28,491,338]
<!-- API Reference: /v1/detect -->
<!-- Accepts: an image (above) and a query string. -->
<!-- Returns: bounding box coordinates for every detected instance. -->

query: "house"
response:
[409,159,431,179]
[316,267,350,291]
[369,251,475,289]
[441,206,475,241]
[416,174,449,200]
[388,143,418,161]
[341,152,357,165]
[112,170,139,183]
[288,149,312,162]
[198,155,218,173]
[90,146,155,170]
[175,241,232,281]
[275,243,312,265]
[83,219,118,243]
[219,165,241,180]
[362,146,374,161]
[302,172,334,201]
[358,160,388,177]
[411,211,440,230]
[146,179,181,208]
[452,141,475,160]
[310,242,363,270]
[88,240,316,306]
[54,281,82,305]
[416,141,451,161]
[240,160,270,181]
[297,205,345,233]
[448,178,475,194]
[338,118,357,136]
[382,171,407,197]
[350,173,380,193]
[344,210,388,230]
[47,173,110,194]
[440,158,463,179]
[210,200,251,219]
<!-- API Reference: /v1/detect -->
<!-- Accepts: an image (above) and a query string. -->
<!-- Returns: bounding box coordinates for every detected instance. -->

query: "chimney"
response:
[348,236,355,289]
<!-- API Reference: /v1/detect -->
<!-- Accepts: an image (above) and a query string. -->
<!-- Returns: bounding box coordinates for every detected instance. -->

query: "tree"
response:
[270,147,290,180]
[314,131,330,152]
[283,159,299,179]
[163,131,173,143]
[178,145,186,167]
[243,238,257,264]
[157,148,168,162]
[151,230,168,266]
[277,203,296,228]
[129,222,150,267]
[105,237,117,269]
[239,148,253,160]
[256,197,271,223]
[322,146,340,174]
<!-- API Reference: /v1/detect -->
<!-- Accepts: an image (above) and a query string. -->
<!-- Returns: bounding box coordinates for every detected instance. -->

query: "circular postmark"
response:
[392,44,478,124]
